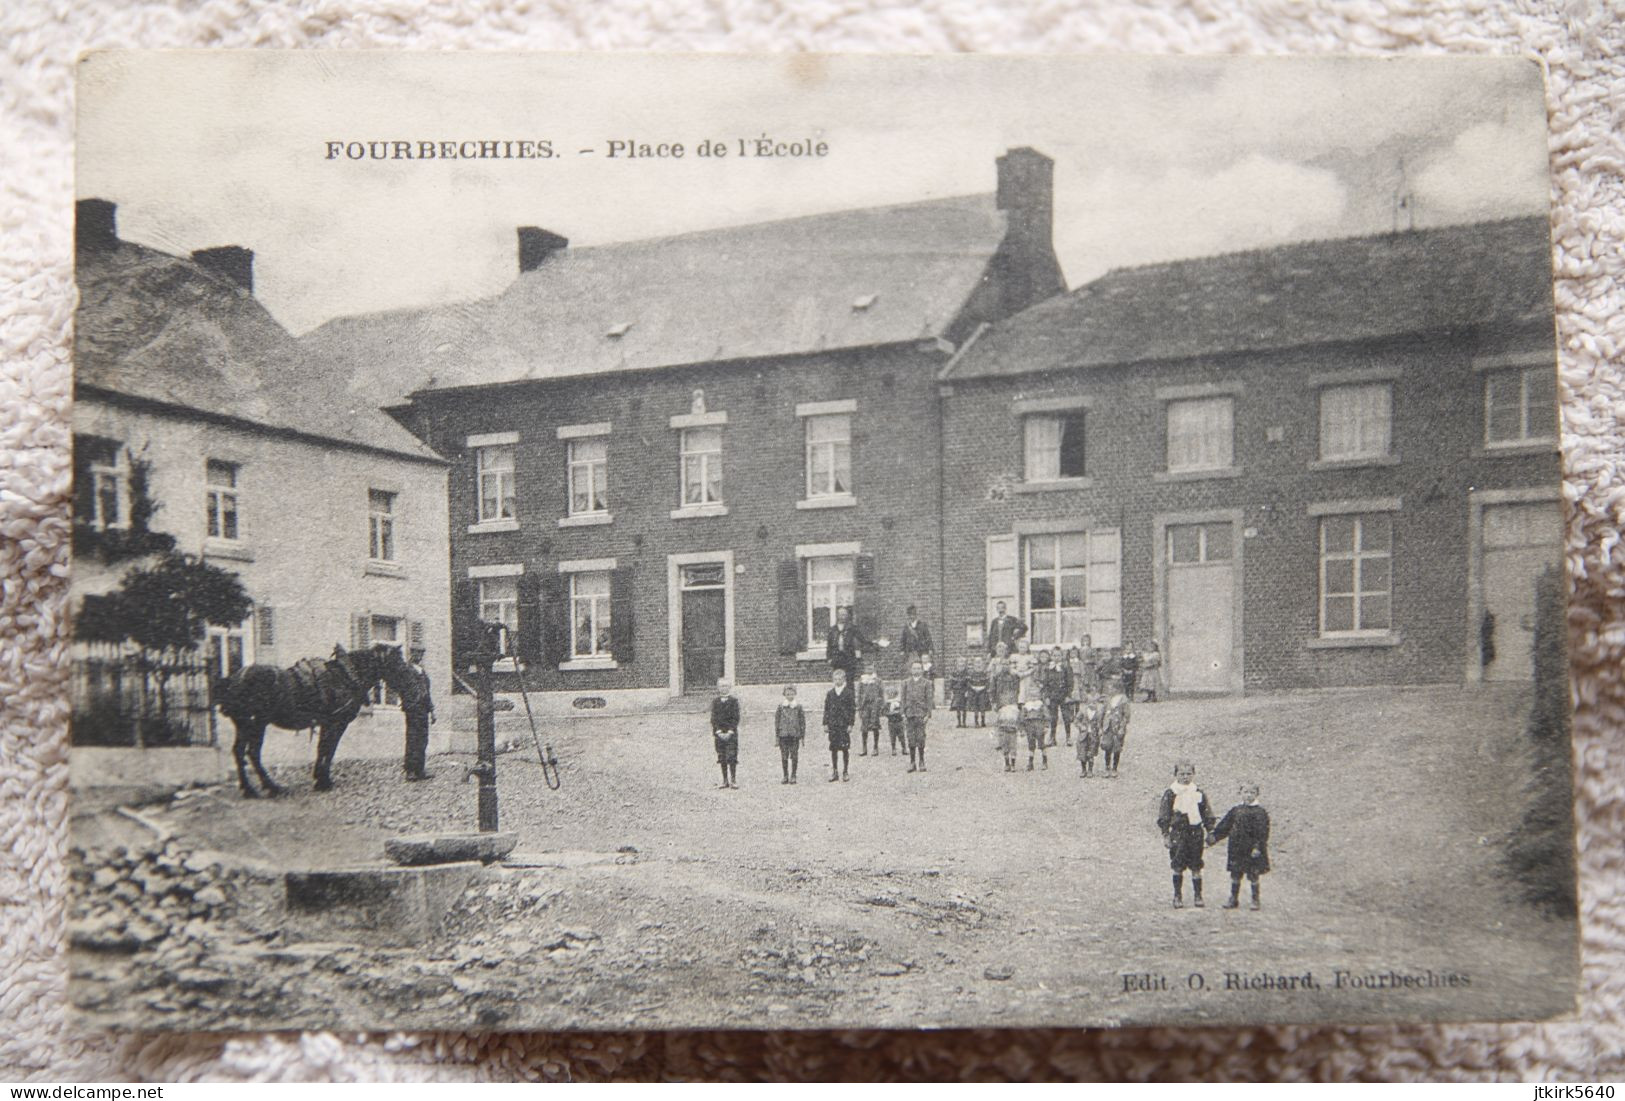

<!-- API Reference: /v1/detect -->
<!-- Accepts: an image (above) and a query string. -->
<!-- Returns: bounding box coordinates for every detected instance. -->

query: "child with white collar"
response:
[1156,760,1215,908]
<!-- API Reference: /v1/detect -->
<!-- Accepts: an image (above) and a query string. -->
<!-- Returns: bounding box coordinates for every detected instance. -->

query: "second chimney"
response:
[518,227,569,274]
[191,246,255,294]
[76,199,119,256]
[992,147,1063,317]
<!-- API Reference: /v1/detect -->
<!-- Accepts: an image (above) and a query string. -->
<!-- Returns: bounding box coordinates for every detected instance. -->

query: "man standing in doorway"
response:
[986,600,1027,657]
[401,644,436,781]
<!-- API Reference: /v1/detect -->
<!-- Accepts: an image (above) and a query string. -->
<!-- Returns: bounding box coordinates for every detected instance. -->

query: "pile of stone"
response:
[67,838,238,953]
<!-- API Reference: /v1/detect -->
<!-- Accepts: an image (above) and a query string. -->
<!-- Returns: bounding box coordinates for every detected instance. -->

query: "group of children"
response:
[711,676,1273,913]
[712,660,938,787]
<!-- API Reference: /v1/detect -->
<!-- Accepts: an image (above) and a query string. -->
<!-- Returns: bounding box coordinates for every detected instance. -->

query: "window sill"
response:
[1012,477,1093,493]
[467,519,520,534]
[1309,455,1400,471]
[203,538,253,562]
[671,504,729,520]
[363,560,406,579]
[795,495,857,510]
[1306,633,1402,650]
[559,512,613,528]
[1154,467,1243,484]
[796,648,830,662]
[559,656,619,671]
[1480,439,1560,456]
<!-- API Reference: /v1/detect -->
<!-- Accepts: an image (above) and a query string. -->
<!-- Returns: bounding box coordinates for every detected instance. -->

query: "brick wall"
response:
[940,327,1561,691]
[421,344,950,695]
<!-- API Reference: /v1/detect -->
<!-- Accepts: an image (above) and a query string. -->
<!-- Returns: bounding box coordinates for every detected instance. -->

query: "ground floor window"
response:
[571,572,613,658]
[369,615,401,704]
[806,556,855,647]
[1319,513,1392,636]
[1025,533,1088,646]
[205,623,248,683]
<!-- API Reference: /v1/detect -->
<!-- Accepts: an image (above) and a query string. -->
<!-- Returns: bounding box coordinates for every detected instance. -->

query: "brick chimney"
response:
[191,246,255,294]
[518,227,569,274]
[76,199,119,256]
[992,147,1064,317]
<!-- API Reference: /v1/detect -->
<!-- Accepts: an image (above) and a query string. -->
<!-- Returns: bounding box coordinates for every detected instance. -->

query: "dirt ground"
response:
[68,684,1579,1032]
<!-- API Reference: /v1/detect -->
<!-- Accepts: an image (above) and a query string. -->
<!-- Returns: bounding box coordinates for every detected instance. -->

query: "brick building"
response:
[307,150,1064,707]
[72,199,451,761]
[938,216,1563,693]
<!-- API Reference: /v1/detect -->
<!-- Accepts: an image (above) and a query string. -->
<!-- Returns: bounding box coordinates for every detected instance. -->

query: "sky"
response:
[77,53,1552,335]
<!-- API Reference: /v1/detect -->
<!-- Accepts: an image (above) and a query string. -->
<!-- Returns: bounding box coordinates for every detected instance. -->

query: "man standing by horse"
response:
[401,644,436,781]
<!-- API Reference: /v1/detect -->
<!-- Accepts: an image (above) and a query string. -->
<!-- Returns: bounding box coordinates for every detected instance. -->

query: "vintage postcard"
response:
[68,52,1578,1031]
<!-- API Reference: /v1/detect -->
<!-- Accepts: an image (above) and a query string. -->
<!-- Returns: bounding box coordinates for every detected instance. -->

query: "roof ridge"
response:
[1087,213,1549,284]
[551,190,997,258]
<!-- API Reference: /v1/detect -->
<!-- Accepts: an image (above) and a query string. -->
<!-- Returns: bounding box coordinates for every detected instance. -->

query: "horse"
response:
[1100,691,1131,778]
[216,643,413,797]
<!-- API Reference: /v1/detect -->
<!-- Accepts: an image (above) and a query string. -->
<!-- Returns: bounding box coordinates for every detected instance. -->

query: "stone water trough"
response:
[283,832,518,947]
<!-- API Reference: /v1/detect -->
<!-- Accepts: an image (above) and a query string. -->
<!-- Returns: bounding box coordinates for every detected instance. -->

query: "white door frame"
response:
[1151,509,1246,696]
[667,550,736,698]
[1464,487,1562,684]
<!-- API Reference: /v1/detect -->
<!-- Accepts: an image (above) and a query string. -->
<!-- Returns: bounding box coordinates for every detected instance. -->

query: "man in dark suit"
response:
[401,645,436,781]
[899,604,935,674]
[986,601,1027,656]
[825,606,882,676]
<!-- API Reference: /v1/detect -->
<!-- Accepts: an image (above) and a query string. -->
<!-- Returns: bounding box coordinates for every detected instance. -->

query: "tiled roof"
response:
[946,216,1555,380]
[302,194,1011,400]
[75,239,441,461]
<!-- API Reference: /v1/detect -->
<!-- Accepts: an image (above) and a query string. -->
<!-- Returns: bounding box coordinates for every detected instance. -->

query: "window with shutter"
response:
[351,612,371,651]
[1087,528,1122,648]
[256,605,275,648]
[777,560,804,655]
[985,533,1019,627]
[611,567,635,662]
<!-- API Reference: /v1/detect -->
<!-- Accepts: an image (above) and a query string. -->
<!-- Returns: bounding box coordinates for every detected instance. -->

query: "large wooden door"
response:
[1165,521,1236,694]
[680,563,728,693]
[1481,502,1561,681]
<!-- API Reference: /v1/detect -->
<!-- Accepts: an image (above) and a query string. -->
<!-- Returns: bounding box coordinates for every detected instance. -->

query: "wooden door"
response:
[681,580,727,693]
[1165,521,1236,694]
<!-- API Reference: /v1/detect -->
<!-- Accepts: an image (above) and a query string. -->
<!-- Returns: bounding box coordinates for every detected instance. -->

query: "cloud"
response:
[1058,154,1349,283]
[1413,117,1550,221]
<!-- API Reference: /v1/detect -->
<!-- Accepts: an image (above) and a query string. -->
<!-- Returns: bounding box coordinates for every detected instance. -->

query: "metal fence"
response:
[70,642,217,748]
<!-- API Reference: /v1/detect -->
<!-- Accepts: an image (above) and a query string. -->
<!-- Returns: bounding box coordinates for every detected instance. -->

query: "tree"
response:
[77,551,253,656]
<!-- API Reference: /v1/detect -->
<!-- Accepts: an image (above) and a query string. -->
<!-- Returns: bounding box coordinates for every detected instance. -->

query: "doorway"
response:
[1160,517,1242,695]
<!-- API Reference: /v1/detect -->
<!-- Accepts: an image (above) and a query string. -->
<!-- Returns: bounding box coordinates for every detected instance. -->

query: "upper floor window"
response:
[1485,366,1557,446]
[1024,413,1087,481]
[367,489,396,562]
[1166,397,1233,473]
[1319,383,1392,461]
[81,438,128,531]
[1319,513,1392,636]
[681,427,723,506]
[568,438,608,516]
[205,460,240,540]
[805,414,852,499]
[476,445,517,523]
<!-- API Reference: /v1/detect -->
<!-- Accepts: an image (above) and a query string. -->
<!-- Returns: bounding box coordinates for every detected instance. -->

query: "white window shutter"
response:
[985,533,1019,625]
[1087,528,1121,648]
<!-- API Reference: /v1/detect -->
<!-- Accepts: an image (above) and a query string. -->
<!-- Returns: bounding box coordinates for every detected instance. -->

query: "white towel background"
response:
[3,0,1622,1081]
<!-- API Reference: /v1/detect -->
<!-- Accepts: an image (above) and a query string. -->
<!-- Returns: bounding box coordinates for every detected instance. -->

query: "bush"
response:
[1503,565,1578,919]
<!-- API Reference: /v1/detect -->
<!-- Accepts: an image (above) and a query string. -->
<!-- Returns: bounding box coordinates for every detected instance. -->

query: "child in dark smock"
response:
[824,667,856,782]
[710,679,740,790]
[1211,782,1271,910]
